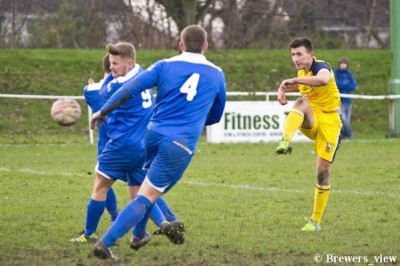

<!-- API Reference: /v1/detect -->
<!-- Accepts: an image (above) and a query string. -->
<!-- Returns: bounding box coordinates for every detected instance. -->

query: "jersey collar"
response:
[114,64,141,83]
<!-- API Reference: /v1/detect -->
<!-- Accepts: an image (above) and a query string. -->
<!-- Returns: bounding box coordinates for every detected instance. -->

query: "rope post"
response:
[387,0,400,137]
[88,106,94,144]
[388,98,395,132]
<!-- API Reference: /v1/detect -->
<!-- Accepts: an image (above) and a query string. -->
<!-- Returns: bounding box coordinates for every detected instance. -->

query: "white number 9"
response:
[141,89,152,108]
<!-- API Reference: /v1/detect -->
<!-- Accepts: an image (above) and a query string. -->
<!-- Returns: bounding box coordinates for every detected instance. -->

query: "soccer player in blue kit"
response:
[90,25,227,260]
[77,54,119,239]
[72,42,182,247]
[84,54,112,159]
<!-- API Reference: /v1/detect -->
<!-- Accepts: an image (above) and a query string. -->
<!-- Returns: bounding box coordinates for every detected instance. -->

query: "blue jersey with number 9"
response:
[100,64,153,150]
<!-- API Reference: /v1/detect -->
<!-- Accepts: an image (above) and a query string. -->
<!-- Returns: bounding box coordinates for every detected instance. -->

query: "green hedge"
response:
[0,49,392,140]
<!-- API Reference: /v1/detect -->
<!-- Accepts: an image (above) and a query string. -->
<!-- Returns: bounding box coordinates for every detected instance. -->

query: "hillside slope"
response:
[0,49,392,141]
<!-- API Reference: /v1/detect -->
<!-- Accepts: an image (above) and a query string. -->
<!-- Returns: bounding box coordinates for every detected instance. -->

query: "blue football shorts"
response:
[143,130,194,193]
[96,142,146,186]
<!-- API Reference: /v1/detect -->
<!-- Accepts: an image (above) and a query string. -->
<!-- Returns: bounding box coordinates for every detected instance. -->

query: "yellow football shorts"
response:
[300,110,342,163]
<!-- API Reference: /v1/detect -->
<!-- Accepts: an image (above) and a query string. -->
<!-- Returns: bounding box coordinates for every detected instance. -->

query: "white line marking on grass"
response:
[26,168,77,177]
[1,167,398,198]
[182,180,399,198]
[0,167,86,178]
[183,180,300,193]
[0,143,91,148]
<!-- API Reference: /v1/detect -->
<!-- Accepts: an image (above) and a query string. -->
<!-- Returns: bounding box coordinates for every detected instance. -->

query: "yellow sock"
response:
[282,109,304,141]
[311,184,331,225]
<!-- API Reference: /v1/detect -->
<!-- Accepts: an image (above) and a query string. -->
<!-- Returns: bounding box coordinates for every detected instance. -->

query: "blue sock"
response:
[147,202,165,228]
[156,197,178,222]
[101,195,152,247]
[133,208,152,239]
[85,199,106,236]
[105,188,118,222]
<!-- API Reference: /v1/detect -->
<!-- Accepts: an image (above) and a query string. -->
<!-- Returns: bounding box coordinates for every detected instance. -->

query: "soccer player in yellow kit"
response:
[276,37,342,231]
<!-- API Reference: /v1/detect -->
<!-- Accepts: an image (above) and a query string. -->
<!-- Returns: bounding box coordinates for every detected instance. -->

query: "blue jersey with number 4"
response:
[100,64,153,150]
[101,52,226,151]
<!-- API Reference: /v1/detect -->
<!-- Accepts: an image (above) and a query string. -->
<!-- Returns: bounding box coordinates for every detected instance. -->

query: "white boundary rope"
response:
[2,92,400,144]
[0,94,84,100]
[2,92,400,100]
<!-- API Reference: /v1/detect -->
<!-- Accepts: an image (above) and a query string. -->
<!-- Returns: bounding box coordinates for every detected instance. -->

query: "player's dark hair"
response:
[289,37,314,52]
[106,42,136,61]
[180,25,207,53]
[102,54,111,74]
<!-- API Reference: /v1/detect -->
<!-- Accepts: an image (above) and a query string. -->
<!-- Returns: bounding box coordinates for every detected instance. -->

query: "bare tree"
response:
[113,1,176,49]
[308,0,389,49]
[155,0,213,32]
[0,0,38,48]
[0,0,390,49]
[364,0,377,48]
[208,0,283,48]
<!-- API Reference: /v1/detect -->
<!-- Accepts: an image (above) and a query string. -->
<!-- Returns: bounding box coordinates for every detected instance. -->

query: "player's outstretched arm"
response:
[295,69,330,86]
[277,78,298,105]
[99,64,159,117]
[90,111,106,129]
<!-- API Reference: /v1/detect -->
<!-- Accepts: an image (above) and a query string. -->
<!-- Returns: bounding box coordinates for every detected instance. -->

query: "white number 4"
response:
[180,73,199,101]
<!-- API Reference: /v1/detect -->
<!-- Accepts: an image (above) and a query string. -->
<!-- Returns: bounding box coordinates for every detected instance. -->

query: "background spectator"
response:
[335,57,357,139]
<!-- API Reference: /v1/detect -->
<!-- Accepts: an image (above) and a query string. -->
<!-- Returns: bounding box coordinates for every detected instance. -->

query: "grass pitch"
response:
[0,137,399,265]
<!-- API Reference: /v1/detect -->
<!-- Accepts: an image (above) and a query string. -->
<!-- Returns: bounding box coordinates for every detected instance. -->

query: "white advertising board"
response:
[206,101,309,143]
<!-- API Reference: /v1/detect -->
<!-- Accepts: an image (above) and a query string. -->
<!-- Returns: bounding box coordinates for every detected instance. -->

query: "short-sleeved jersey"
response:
[101,52,226,151]
[99,64,153,150]
[83,80,108,156]
[297,58,341,112]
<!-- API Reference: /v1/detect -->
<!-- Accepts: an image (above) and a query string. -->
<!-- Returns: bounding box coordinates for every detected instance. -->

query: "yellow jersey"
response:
[297,57,341,112]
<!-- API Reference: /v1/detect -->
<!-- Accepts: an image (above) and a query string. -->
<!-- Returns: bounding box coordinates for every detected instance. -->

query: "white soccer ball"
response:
[50,98,81,126]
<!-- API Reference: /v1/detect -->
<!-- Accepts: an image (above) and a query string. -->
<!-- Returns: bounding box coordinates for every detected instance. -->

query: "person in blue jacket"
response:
[334,57,357,139]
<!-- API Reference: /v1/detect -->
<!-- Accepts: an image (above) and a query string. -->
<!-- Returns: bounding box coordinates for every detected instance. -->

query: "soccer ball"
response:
[50,98,81,126]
